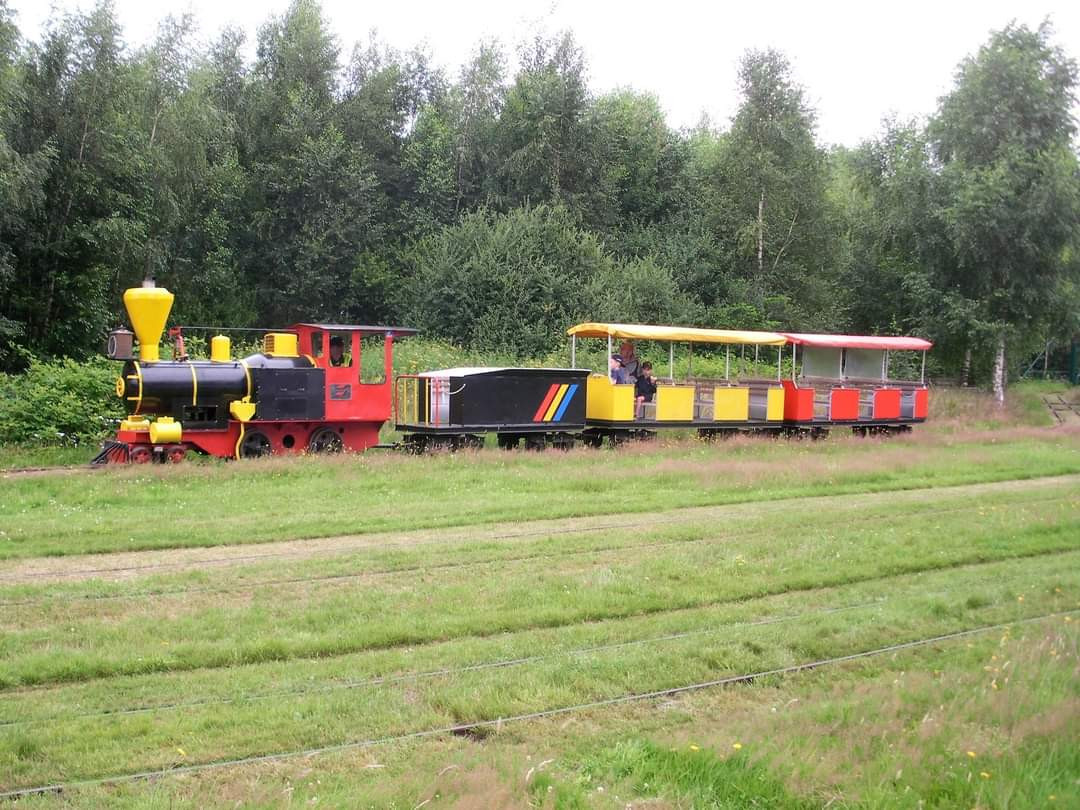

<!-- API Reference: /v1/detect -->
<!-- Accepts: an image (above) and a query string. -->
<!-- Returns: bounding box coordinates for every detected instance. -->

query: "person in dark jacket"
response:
[635,361,657,418]
[329,335,348,366]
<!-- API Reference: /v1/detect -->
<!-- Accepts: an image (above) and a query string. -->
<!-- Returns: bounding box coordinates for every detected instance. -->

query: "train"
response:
[93,282,931,463]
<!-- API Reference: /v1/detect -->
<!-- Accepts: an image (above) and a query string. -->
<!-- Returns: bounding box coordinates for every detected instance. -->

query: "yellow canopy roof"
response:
[567,322,787,346]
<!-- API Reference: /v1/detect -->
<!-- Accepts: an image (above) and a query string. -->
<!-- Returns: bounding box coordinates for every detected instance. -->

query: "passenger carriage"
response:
[567,323,790,444]
[780,333,931,434]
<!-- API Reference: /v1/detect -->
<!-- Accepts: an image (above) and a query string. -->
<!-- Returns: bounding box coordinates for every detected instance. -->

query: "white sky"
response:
[9,0,1080,146]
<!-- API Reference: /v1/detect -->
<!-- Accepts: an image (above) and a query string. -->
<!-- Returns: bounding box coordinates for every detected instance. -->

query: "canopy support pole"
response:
[571,335,576,368]
[920,351,926,384]
[777,345,782,381]
[754,344,759,377]
[883,350,889,382]
[792,345,797,382]
[669,343,674,380]
[725,346,730,381]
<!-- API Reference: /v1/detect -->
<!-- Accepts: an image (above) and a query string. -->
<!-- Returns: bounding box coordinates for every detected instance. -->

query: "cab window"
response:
[328,332,351,367]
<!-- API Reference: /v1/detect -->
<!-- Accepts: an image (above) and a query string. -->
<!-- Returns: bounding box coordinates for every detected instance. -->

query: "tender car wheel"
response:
[308,427,344,453]
[239,430,272,458]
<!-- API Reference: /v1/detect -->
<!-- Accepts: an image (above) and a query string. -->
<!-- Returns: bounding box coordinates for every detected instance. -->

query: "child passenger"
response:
[635,361,657,418]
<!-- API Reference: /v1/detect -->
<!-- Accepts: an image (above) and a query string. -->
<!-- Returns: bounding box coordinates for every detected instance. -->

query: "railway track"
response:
[1043,393,1080,425]
[0,464,103,479]
[0,609,1072,802]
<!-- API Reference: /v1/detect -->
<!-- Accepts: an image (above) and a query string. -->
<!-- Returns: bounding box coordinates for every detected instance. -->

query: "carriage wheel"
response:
[239,430,272,458]
[308,427,344,454]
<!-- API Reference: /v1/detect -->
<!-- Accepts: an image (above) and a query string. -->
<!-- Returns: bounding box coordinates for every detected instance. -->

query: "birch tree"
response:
[930,22,1080,404]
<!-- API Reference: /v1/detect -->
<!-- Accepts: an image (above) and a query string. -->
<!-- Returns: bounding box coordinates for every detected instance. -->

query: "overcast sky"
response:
[8,0,1080,146]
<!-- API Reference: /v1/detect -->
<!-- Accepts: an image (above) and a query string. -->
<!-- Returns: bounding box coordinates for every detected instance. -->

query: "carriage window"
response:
[360,335,386,384]
[311,332,324,358]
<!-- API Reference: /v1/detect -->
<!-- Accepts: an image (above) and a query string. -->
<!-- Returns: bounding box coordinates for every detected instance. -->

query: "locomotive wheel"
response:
[239,430,272,458]
[129,445,152,464]
[165,445,187,463]
[308,427,344,454]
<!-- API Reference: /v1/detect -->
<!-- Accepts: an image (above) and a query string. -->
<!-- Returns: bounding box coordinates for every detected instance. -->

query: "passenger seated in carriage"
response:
[635,361,657,418]
[618,341,641,383]
[609,354,628,384]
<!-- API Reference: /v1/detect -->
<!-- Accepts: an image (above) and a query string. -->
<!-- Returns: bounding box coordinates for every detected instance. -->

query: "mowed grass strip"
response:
[0,475,1074,598]
[0,555,1076,792]
[0,484,1077,688]
[1,429,1078,559]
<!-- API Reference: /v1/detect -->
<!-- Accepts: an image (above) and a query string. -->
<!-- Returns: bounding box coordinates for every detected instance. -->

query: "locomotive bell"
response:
[123,281,174,363]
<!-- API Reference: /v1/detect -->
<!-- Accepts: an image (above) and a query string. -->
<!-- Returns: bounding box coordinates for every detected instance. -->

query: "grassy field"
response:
[0,390,1078,807]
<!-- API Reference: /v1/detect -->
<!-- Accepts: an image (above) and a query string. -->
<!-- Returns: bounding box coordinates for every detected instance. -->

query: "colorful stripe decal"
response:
[543,384,569,421]
[552,383,578,421]
[533,384,560,421]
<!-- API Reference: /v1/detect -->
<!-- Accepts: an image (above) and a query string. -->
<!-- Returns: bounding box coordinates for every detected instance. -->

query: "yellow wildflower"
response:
[176,747,186,757]
[966,751,977,758]
[980,772,991,779]
[733,743,743,750]
[689,744,700,751]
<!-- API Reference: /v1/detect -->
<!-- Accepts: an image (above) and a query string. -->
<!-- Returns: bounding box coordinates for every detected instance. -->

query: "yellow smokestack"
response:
[123,283,174,363]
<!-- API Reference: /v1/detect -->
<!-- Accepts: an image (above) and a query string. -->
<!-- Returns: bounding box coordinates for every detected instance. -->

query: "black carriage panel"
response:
[400,367,588,433]
[449,369,587,428]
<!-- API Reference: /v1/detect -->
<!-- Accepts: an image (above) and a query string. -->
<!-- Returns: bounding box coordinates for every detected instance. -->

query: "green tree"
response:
[406,205,611,355]
[4,1,143,359]
[589,89,685,230]
[929,21,1080,401]
[494,33,598,215]
[722,49,840,328]
[0,1,54,364]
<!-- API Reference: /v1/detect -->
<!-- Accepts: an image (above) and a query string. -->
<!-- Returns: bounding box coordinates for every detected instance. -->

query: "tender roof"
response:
[418,367,583,377]
[567,322,787,346]
[292,323,419,337]
[783,333,933,351]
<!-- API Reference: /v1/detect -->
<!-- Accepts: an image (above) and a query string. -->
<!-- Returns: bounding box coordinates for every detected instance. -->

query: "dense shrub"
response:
[0,355,123,446]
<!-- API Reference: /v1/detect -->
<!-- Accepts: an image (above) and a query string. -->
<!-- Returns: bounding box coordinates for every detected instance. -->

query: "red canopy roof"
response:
[783,333,932,351]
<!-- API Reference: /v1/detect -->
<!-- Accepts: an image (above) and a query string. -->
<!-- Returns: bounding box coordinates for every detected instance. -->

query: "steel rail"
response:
[0,610,1073,802]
